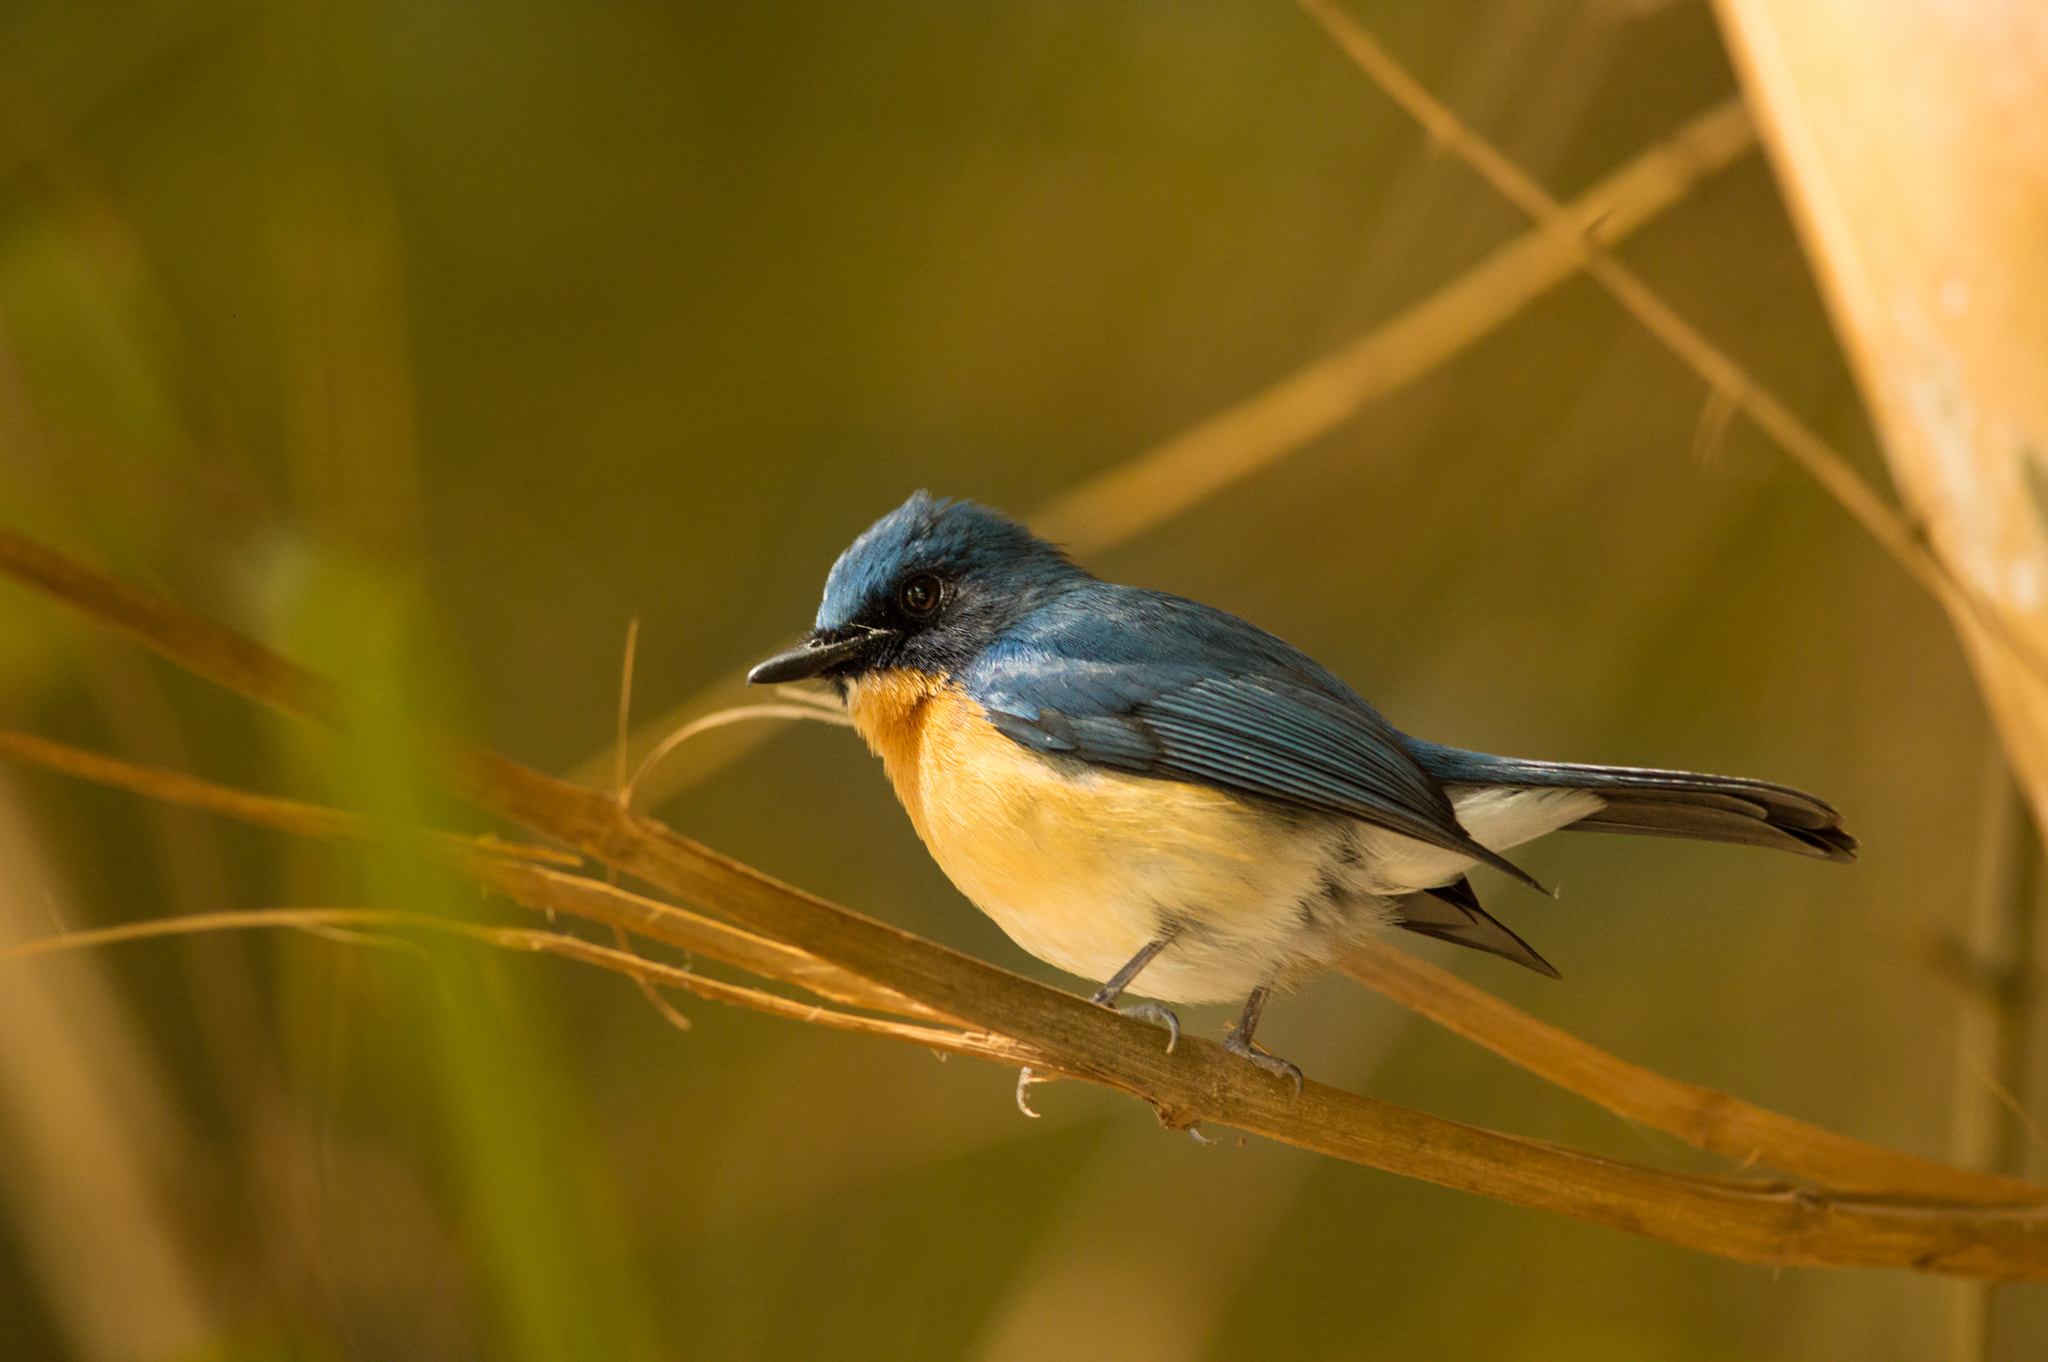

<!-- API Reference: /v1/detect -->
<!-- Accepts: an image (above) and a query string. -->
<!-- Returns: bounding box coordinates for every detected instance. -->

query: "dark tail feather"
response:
[1394,877,1560,978]
[1405,740,1858,863]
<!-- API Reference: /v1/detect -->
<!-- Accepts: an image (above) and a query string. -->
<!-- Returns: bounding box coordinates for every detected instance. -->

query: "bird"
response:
[748,492,1855,1089]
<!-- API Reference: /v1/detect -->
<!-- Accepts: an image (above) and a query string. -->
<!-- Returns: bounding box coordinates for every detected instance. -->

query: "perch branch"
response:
[0,908,1052,1071]
[7,526,2048,1276]
[1341,939,2046,1206]
[16,711,2018,1211]
[0,726,941,1024]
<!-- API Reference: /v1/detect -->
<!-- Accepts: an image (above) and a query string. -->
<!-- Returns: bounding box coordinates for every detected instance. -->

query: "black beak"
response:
[747,627,895,685]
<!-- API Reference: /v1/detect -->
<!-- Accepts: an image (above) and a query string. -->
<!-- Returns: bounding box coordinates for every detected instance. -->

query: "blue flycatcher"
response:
[750,493,1853,1085]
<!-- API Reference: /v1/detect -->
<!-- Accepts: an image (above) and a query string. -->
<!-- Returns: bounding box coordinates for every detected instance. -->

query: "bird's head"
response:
[748,492,1088,690]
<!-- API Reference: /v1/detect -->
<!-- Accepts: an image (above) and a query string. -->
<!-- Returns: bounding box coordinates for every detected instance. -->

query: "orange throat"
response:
[842,669,948,832]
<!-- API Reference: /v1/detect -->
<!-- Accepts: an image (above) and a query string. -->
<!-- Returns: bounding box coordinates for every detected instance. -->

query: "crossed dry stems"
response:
[5,519,2048,1279]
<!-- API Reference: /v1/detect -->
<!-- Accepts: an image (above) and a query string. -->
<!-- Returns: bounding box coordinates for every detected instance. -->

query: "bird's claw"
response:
[1089,997,1180,1053]
[1223,1030,1304,1100]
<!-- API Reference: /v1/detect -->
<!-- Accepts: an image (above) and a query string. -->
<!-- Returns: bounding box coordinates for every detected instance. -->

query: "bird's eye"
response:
[897,573,942,616]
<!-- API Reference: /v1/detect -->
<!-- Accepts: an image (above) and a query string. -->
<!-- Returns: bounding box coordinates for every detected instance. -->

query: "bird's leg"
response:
[1085,933,1180,1052]
[1014,935,1182,1113]
[1088,933,1172,1007]
[1223,985,1303,1098]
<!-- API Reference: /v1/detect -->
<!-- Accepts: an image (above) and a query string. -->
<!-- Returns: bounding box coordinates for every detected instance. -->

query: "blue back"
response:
[960,580,1542,888]
[811,493,1535,884]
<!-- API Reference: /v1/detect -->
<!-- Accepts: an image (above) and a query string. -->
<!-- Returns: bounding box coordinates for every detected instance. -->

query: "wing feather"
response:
[967,593,1544,891]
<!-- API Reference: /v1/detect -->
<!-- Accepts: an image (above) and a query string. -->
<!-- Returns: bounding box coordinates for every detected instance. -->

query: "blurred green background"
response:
[0,0,2041,1358]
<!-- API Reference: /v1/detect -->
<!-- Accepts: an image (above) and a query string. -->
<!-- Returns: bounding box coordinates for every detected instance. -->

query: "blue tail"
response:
[1404,739,1857,863]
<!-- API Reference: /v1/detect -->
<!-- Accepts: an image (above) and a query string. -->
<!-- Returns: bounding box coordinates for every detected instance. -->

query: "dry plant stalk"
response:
[0,726,948,1026]
[1708,0,2048,819]
[1294,0,2048,697]
[1699,12,2048,1347]
[1027,97,1757,556]
[0,907,1050,1073]
[0,730,578,867]
[1339,941,2044,1205]
[7,524,2048,1278]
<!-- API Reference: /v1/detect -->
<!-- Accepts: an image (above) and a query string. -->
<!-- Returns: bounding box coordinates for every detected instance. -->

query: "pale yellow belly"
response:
[842,671,1599,1002]
[845,672,1392,1002]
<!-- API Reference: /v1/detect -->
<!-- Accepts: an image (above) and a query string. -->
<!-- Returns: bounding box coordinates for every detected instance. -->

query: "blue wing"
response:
[962,583,1544,890]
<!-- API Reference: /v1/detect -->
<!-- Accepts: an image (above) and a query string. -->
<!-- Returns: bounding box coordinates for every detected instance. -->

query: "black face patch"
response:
[884,571,1023,679]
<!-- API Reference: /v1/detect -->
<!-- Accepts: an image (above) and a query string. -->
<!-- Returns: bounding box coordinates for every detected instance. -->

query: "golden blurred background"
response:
[0,0,2042,1358]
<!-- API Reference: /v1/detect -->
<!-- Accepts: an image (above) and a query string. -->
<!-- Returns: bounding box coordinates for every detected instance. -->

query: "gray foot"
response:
[1223,1027,1303,1099]
[1088,994,1180,1053]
